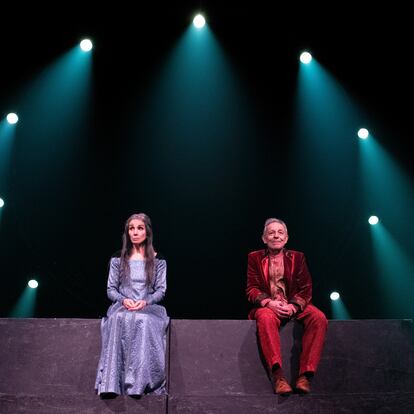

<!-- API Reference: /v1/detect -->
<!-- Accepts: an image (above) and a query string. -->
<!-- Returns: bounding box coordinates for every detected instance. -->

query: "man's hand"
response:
[285,303,298,317]
[266,301,298,318]
[266,300,291,318]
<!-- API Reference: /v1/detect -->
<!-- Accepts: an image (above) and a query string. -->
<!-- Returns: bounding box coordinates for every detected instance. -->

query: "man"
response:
[246,218,327,395]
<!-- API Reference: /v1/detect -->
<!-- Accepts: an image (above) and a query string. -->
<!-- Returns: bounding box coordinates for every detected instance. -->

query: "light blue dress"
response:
[95,257,169,395]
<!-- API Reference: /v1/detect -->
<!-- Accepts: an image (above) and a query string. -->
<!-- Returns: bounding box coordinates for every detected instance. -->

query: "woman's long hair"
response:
[119,213,155,286]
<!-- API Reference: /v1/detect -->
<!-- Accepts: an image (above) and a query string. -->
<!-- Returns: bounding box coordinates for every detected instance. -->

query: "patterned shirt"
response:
[268,253,287,303]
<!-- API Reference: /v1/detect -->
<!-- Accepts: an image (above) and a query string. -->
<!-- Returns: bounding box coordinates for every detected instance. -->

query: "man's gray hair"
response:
[263,218,288,236]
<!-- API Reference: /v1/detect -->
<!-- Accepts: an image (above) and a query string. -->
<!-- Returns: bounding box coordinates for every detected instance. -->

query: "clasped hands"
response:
[266,300,297,319]
[123,298,147,311]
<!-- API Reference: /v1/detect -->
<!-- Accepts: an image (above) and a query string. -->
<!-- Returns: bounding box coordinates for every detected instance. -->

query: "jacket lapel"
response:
[260,252,269,285]
[283,250,293,296]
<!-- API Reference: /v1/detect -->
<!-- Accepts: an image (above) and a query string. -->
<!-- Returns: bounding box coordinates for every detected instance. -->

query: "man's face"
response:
[262,222,288,251]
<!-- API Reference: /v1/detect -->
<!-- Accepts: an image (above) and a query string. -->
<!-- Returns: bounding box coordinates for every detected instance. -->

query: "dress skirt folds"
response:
[95,257,169,395]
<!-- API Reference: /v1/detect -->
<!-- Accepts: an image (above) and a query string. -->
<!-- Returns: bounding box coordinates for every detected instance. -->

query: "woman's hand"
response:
[123,298,136,309]
[125,299,147,311]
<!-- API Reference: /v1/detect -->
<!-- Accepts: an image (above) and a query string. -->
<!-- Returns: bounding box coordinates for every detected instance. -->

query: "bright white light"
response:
[358,128,369,139]
[330,291,340,301]
[368,215,379,225]
[6,113,18,124]
[0,198,4,208]
[300,51,312,64]
[80,39,93,52]
[193,14,206,29]
[28,279,39,289]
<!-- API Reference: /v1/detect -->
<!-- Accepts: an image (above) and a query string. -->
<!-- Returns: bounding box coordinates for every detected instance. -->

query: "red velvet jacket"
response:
[246,249,312,319]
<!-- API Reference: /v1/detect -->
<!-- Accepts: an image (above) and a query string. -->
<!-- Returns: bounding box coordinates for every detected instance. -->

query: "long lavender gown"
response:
[95,257,169,395]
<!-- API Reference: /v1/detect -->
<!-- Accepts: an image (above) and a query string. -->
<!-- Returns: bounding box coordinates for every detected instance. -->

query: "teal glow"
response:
[331,297,351,319]
[293,57,361,224]
[16,46,91,134]
[11,45,92,195]
[296,59,360,142]
[0,120,16,192]
[125,21,259,218]
[359,133,414,228]
[10,285,37,317]
[358,120,413,318]
[370,221,414,317]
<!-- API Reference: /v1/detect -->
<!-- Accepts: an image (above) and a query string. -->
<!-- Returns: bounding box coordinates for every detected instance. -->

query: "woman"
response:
[95,213,169,396]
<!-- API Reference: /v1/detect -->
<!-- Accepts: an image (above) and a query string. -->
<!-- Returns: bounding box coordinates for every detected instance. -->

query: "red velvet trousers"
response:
[253,304,328,375]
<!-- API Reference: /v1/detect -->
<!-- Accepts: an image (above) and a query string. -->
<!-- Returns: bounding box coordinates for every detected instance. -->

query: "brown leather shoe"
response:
[295,375,311,394]
[274,377,293,395]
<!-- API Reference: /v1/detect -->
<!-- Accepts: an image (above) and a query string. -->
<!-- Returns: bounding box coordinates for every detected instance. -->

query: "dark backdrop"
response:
[0,3,412,319]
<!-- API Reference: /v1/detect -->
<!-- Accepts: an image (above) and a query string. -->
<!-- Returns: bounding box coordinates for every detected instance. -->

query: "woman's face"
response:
[128,219,147,245]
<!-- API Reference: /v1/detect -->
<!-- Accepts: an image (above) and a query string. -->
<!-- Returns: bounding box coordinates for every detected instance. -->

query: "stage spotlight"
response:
[193,14,206,29]
[28,279,39,289]
[80,39,93,52]
[358,128,369,139]
[0,198,4,208]
[300,51,312,64]
[6,113,18,124]
[330,291,340,301]
[368,215,379,225]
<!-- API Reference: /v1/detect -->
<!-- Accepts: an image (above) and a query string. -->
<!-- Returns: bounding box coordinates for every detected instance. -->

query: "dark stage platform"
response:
[0,318,413,413]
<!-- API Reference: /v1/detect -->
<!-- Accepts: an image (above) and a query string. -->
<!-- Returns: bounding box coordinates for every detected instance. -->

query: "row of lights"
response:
[24,279,343,303]
[0,197,381,225]
[76,14,322,72]
[3,113,373,141]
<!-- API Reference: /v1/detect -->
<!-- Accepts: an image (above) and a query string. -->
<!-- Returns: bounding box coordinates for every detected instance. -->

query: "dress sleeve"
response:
[106,258,126,303]
[146,259,167,305]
